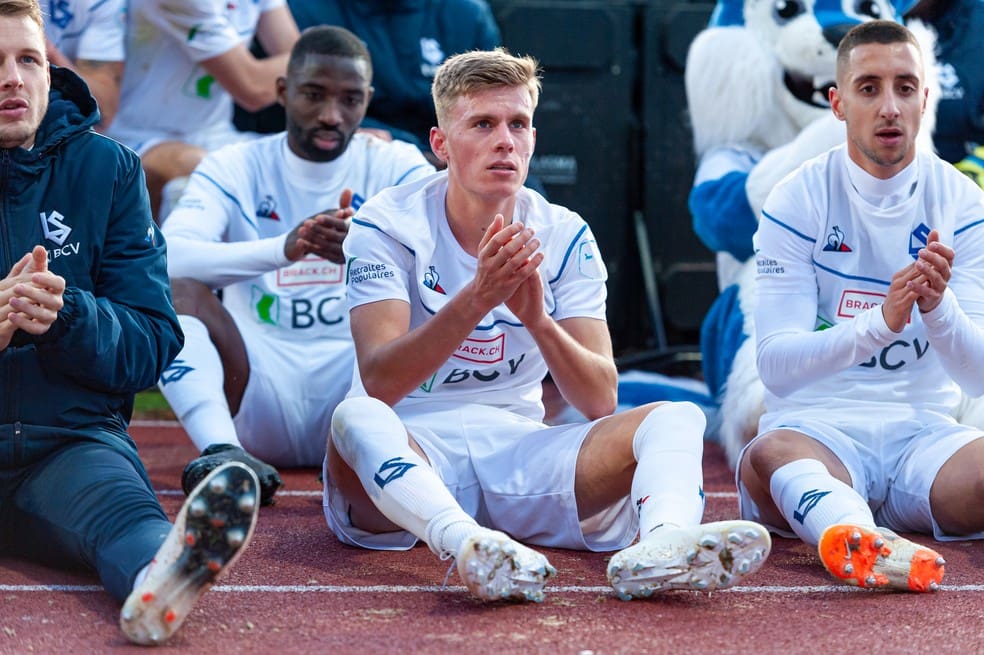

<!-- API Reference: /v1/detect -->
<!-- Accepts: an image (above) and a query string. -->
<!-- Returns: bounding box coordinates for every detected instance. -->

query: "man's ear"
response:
[275,77,287,108]
[829,86,845,121]
[429,126,449,164]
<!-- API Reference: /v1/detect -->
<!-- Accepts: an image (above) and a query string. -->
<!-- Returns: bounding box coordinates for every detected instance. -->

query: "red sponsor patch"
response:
[453,333,505,365]
[837,289,885,319]
[276,256,343,287]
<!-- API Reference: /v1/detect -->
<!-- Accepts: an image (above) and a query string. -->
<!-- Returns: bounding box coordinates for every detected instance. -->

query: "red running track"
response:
[2,423,983,654]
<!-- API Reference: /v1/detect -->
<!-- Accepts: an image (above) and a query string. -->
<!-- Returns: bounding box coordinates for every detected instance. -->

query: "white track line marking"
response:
[5,583,984,594]
[155,489,323,497]
[153,489,740,499]
[131,419,181,428]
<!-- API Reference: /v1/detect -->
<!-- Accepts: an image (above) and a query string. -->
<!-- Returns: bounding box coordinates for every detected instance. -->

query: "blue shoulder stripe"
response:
[762,210,817,243]
[351,217,416,255]
[549,224,588,284]
[812,259,890,286]
[394,164,430,186]
[955,217,984,237]
[194,171,256,230]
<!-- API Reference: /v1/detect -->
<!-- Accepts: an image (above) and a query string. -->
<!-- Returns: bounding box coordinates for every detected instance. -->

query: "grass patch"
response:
[134,388,176,420]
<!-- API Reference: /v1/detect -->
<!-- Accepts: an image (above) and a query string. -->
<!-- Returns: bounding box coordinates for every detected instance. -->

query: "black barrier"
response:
[640,1,717,341]
[489,0,643,355]
[489,0,717,361]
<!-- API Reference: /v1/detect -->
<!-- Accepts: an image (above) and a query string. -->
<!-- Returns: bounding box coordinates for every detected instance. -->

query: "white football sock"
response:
[770,458,875,545]
[331,396,479,556]
[157,315,239,452]
[631,402,707,537]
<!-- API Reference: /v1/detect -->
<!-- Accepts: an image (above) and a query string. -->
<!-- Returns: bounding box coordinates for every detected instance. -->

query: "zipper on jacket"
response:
[13,421,23,462]
[0,149,10,268]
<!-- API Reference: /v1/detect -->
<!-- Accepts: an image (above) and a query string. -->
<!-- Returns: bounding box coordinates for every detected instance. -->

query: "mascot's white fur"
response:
[684,0,942,468]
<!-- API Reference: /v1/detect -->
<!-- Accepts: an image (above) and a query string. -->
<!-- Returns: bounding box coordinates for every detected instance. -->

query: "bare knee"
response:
[325,434,398,534]
[745,430,812,481]
[931,439,984,536]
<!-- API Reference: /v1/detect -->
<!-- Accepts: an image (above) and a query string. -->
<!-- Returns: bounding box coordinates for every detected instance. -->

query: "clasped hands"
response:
[882,229,953,332]
[0,246,66,350]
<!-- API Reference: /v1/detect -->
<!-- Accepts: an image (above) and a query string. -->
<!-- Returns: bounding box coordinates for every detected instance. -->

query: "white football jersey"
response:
[111,0,280,143]
[43,0,125,62]
[343,173,608,420]
[754,145,984,415]
[163,132,434,343]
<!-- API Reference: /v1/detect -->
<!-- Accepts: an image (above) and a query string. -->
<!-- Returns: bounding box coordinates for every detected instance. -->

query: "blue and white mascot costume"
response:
[686,0,939,467]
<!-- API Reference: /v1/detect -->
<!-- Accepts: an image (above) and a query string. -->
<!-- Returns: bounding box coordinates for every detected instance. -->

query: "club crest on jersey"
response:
[49,0,73,29]
[256,195,280,221]
[577,239,604,279]
[822,226,852,252]
[909,223,931,258]
[423,266,446,294]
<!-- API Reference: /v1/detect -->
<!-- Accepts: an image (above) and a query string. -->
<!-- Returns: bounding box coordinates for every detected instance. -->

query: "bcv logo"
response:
[40,210,71,246]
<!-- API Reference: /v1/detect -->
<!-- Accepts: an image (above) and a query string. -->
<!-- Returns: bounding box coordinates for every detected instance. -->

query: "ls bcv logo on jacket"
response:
[40,210,81,260]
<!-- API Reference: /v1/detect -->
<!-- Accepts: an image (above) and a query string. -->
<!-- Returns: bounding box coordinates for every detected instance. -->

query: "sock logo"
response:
[373,457,417,489]
[635,495,649,517]
[160,359,195,385]
[793,489,831,524]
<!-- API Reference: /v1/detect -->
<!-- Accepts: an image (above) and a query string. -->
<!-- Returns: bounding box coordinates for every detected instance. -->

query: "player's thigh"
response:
[12,441,167,568]
[463,408,634,551]
[896,427,984,537]
[234,336,353,466]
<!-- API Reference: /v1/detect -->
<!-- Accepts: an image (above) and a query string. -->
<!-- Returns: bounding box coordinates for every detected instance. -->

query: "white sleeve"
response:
[343,217,414,309]
[920,207,984,396]
[921,184,984,396]
[151,0,244,63]
[754,194,897,397]
[920,290,984,396]
[548,221,608,321]
[76,0,126,62]
[163,168,290,289]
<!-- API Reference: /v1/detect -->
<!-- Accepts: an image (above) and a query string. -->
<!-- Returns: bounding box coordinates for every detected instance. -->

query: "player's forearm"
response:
[527,316,617,419]
[75,60,123,131]
[921,289,984,396]
[226,53,291,112]
[165,234,289,288]
[357,289,492,405]
[756,301,896,396]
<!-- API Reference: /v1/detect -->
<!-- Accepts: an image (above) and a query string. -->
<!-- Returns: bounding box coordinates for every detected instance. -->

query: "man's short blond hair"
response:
[432,47,542,126]
[0,0,43,32]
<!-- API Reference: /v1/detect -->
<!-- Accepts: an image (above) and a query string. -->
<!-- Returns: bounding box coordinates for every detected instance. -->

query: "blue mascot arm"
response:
[689,171,758,262]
